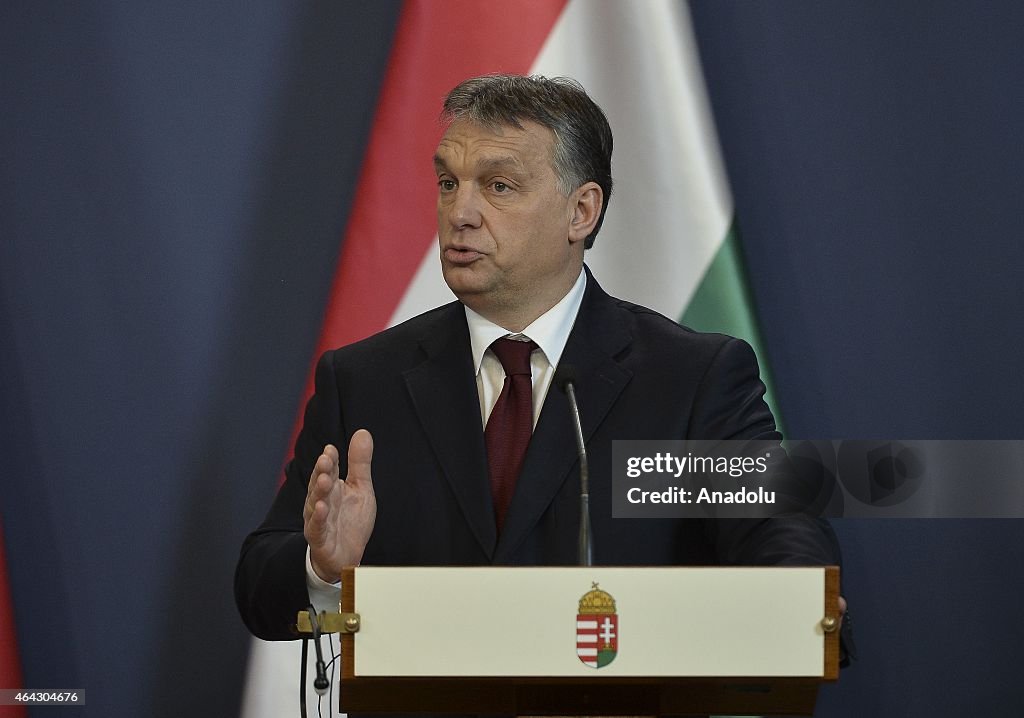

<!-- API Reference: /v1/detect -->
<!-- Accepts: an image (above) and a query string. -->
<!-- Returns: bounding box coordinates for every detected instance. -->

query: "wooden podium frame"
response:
[300,566,840,716]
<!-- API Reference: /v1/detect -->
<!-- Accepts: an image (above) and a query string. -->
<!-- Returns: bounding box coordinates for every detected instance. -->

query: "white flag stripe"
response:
[576,647,599,657]
[529,0,731,319]
[576,620,598,629]
[576,634,598,643]
[241,636,339,718]
[388,237,452,327]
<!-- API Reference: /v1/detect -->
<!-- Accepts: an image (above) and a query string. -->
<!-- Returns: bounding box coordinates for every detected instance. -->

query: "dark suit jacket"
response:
[235,269,841,641]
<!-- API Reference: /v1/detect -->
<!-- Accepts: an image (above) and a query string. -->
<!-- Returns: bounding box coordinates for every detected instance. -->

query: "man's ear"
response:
[567,182,603,245]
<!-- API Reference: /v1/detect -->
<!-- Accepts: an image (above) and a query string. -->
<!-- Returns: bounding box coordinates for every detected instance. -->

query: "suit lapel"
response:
[495,272,633,562]
[402,305,497,560]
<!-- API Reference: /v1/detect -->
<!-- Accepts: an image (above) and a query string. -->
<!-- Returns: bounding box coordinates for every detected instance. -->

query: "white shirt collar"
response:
[465,268,587,373]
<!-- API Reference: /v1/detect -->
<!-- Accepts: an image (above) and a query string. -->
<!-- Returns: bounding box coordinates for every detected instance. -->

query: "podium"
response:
[299,566,841,716]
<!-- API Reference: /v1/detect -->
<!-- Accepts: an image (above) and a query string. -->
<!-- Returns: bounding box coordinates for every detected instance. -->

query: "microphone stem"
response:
[565,382,593,566]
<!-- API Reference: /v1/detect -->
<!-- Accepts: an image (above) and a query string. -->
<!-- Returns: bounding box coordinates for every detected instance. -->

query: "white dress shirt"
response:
[466,268,587,428]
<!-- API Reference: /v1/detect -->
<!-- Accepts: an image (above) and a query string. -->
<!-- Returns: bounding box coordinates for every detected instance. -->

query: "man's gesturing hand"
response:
[303,429,377,583]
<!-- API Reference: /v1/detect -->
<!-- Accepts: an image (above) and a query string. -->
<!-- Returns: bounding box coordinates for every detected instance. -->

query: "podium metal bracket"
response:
[296,610,360,635]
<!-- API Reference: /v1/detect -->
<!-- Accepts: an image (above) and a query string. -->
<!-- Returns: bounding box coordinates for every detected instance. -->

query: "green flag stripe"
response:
[680,222,784,431]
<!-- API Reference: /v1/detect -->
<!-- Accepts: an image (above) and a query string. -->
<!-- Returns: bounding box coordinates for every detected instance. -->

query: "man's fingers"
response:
[346,429,374,486]
[303,478,330,523]
[310,499,332,533]
[304,499,332,548]
[323,444,341,480]
[313,446,340,481]
[307,448,339,492]
[304,446,340,520]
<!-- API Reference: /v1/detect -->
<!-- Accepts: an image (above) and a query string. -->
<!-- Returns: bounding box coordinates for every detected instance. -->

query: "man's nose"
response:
[447,185,483,229]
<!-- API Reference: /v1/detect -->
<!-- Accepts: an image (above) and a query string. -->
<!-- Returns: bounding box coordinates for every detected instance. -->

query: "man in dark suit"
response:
[235,75,845,643]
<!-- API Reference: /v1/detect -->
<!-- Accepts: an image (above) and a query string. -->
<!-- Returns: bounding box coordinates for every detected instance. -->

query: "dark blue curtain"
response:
[1,2,402,715]
[690,2,1024,715]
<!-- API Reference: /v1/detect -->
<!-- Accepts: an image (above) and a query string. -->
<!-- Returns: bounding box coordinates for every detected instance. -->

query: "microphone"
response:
[554,364,593,566]
[307,606,330,696]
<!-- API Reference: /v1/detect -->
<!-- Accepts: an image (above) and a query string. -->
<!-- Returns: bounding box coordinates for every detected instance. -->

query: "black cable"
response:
[315,634,344,718]
[307,605,330,696]
[299,638,309,718]
[300,605,343,718]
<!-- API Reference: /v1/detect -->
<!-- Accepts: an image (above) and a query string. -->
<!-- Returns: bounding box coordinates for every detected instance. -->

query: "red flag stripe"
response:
[317,0,568,351]
[286,0,568,468]
[0,518,27,717]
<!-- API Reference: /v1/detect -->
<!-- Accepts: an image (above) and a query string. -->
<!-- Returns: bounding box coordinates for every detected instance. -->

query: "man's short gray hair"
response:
[442,74,614,249]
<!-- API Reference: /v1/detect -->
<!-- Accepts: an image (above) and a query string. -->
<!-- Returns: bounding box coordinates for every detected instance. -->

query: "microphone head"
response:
[314,674,329,696]
[554,364,578,392]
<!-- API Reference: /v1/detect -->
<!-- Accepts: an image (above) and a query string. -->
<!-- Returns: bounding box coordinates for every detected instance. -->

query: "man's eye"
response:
[492,181,510,193]
[438,179,456,191]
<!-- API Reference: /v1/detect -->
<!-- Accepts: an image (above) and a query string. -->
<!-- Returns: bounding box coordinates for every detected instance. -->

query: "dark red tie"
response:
[485,337,537,532]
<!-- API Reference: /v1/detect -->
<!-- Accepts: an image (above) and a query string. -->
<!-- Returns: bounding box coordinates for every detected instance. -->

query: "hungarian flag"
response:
[241,1,777,714]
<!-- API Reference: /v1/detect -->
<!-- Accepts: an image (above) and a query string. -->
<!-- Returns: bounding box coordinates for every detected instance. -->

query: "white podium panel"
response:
[349,566,826,678]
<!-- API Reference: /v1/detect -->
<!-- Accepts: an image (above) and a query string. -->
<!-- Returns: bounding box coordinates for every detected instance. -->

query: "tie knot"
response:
[490,337,537,376]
